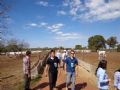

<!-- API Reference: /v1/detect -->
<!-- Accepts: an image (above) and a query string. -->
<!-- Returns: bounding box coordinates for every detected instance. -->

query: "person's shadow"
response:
[57,82,66,90]
[57,82,87,90]
[75,82,87,90]
[32,82,49,90]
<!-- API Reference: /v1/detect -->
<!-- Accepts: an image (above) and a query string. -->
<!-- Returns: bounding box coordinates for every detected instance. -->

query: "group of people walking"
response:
[22,49,120,90]
[45,49,78,90]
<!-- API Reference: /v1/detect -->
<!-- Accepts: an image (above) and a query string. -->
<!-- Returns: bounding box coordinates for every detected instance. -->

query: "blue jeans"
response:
[66,72,75,90]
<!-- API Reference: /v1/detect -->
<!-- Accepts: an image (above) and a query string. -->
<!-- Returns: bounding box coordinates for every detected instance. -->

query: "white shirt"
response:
[114,71,120,89]
[56,52,61,60]
[62,53,67,60]
[97,67,109,89]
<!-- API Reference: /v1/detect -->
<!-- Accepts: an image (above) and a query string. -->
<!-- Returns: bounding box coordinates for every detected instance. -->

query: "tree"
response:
[6,39,18,52]
[106,36,118,49]
[59,46,64,50]
[117,44,120,52]
[6,39,29,52]
[75,45,82,50]
[0,0,12,40]
[88,35,106,51]
[0,40,5,54]
[17,40,29,51]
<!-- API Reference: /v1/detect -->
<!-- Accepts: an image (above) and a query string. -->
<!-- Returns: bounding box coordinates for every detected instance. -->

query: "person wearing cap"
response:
[45,49,61,90]
[64,50,78,90]
[23,50,31,90]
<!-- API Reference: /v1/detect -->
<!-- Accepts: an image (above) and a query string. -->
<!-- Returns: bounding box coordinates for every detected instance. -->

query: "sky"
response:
[7,0,120,48]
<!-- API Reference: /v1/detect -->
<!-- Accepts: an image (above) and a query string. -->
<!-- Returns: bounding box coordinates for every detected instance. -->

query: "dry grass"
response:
[0,52,48,90]
[76,52,120,89]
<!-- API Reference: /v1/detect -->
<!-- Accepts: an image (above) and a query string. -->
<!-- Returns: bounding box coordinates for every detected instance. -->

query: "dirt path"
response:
[32,66,97,90]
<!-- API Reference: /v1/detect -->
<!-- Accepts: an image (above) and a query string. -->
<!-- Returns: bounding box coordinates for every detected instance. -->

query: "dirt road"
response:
[32,66,97,90]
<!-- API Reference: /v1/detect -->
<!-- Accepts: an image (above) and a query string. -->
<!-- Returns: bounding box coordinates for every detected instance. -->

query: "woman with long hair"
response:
[95,60,111,90]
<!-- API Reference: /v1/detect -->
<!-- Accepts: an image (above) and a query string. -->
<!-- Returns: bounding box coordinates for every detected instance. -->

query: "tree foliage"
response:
[88,35,106,51]
[0,39,29,54]
[75,45,82,50]
[106,36,118,49]
[0,0,13,40]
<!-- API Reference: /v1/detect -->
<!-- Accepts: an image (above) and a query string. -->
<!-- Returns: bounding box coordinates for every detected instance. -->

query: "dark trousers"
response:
[24,74,31,90]
[49,71,58,90]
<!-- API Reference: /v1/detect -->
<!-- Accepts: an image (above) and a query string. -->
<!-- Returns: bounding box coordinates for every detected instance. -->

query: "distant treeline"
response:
[1,35,120,54]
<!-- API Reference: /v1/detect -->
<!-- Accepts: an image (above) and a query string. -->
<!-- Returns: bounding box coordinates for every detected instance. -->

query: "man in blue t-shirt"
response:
[64,50,78,90]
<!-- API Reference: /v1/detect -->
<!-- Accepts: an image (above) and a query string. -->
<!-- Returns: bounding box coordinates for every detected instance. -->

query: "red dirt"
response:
[32,66,97,90]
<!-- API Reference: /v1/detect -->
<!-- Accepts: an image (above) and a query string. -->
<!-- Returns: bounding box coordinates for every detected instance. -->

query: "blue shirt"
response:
[64,57,78,72]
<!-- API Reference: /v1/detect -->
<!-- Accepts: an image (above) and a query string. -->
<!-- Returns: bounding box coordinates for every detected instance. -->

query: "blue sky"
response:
[8,0,120,48]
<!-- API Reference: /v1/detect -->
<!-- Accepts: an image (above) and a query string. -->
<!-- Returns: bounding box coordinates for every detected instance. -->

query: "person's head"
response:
[50,49,55,57]
[98,60,107,69]
[70,50,75,58]
[95,60,107,75]
[116,68,120,72]
[26,50,31,57]
[63,50,66,53]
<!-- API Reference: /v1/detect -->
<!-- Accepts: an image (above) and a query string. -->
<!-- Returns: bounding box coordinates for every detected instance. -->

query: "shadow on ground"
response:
[57,82,87,90]
[32,82,49,90]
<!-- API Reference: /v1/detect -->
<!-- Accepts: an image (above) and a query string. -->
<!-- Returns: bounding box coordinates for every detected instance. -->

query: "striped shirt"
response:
[23,56,31,74]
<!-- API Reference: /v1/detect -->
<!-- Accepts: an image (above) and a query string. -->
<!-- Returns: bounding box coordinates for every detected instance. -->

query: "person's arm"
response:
[75,59,78,76]
[64,63,67,75]
[114,72,118,88]
[28,59,31,77]
[58,60,61,77]
[45,64,49,77]
[44,58,50,77]
[64,58,67,70]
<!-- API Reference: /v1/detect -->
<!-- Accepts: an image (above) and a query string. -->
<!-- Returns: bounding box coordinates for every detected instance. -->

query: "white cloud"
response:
[57,10,67,16]
[27,23,37,27]
[47,23,64,32]
[26,22,83,41]
[26,22,48,28]
[63,0,120,22]
[55,31,82,41]
[26,22,64,32]
[40,22,48,27]
[36,1,48,7]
